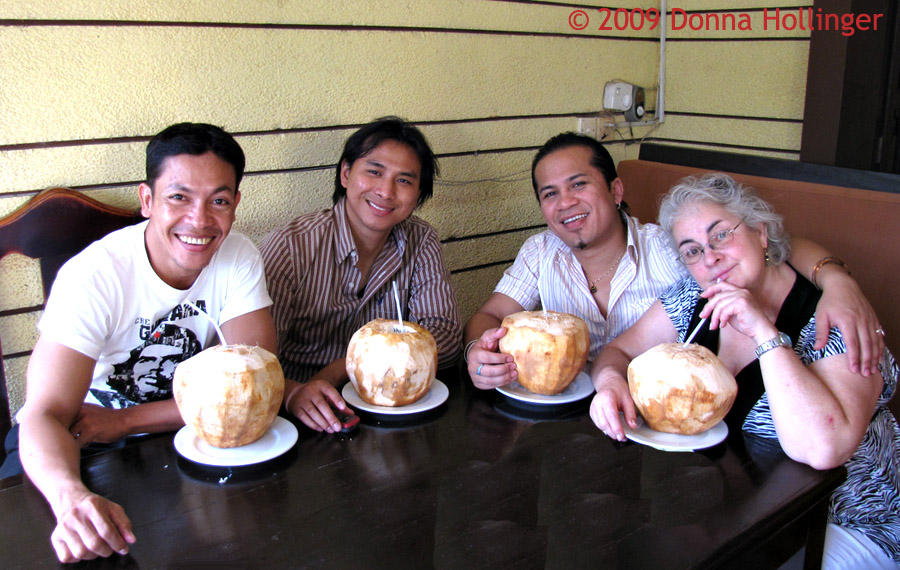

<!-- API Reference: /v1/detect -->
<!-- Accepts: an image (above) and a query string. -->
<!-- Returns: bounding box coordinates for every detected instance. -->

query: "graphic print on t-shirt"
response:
[90,302,206,408]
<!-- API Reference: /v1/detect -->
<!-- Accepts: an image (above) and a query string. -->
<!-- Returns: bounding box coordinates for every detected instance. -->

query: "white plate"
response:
[495,371,594,405]
[623,416,728,452]
[174,416,298,467]
[342,379,449,415]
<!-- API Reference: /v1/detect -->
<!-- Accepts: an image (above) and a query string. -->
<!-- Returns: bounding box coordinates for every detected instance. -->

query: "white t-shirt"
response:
[495,214,687,359]
[38,221,272,408]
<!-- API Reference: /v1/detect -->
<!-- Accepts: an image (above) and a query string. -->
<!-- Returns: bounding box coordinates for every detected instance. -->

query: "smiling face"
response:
[671,201,769,289]
[340,139,422,246]
[533,145,624,252]
[139,151,240,289]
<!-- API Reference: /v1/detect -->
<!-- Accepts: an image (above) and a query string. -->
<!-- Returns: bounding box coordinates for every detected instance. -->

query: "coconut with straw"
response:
[497,287,590,395]
[345,282,437,406]
[173,302,285,447]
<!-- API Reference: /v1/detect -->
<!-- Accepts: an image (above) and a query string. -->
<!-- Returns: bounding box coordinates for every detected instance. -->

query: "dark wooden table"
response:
[0,372,844,569]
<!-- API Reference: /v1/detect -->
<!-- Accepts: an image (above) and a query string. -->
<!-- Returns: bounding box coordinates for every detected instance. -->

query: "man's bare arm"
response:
[73,307,279,442]
[789,238,884,375]
[220,306,278,353]
[464,293,524,344]
[18,339,136,562]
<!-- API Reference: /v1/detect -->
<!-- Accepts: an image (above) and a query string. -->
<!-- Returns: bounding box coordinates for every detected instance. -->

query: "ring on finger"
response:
[476,364,484,376]
[875,327,886,336]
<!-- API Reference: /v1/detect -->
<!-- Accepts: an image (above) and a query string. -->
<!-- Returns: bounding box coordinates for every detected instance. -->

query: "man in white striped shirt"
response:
[262,118,461,432]
[465,133,882,390]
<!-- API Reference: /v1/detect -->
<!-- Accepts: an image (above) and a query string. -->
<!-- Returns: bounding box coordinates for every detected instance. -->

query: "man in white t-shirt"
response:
[464,132,884,391]
[12,123,277,563]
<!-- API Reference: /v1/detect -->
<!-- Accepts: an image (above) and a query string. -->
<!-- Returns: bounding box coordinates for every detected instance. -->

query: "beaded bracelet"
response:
[811,256,849,289]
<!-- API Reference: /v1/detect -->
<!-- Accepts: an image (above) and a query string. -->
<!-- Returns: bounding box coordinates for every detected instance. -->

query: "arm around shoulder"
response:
[788,238,884,375]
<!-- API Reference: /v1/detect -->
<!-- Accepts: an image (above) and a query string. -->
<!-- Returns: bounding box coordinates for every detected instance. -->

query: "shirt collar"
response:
[331,197,409,263]
[622,212,640,264]
[332,198,356,264]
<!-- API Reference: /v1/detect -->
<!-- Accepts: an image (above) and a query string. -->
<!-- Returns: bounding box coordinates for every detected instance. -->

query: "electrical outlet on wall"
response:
[576,114,613,140]
[577,116,600,138]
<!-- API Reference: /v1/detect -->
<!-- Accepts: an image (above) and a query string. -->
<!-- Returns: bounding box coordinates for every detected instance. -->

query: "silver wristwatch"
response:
[755,332,792,359]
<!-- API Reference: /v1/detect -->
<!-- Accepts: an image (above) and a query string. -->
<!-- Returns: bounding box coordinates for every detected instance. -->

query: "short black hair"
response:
[531,132,618,201]
[333,117,438,207]
[146,123,245,192]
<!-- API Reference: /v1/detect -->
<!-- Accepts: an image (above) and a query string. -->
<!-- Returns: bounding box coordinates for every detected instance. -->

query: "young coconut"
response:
[174,344,285,448]
[627,343,737,435]
[498,310,590,395]
[346,319,437,407]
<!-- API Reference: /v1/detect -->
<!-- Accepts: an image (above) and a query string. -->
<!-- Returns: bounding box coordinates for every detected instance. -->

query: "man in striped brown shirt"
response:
[261,118,461,433]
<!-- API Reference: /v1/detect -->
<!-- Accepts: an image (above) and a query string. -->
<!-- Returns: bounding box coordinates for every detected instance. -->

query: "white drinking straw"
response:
[392,282,404,329]
[186,300,228,346]
[683,317,707,346]
[684,278,720,346]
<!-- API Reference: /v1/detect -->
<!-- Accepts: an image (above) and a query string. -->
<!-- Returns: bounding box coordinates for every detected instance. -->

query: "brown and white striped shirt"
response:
[260,198,461,381]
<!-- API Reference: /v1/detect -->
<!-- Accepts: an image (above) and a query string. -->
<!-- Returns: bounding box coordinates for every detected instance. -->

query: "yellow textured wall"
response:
[0,0,813,421]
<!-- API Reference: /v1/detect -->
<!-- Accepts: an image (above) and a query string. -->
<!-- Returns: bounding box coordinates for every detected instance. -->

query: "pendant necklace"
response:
[588,248,625,294]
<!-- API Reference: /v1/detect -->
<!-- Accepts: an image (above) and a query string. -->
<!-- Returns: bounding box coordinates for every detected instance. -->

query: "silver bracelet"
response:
[464,339,478,363]
[754,332,792,359]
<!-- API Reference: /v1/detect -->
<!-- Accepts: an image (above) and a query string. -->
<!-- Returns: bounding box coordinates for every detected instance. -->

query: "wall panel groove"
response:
[451,259,516,274]
[0,19,659,41]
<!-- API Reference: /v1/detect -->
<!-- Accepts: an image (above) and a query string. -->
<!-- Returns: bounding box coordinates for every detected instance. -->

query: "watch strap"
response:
[755,332,792,359]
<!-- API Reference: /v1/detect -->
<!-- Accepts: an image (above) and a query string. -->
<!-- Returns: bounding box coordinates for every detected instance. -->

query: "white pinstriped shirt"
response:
[495,214,688,359]
[260,198,461,381]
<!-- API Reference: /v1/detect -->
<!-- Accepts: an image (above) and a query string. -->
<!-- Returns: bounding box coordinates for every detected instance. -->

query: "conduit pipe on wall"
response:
[607,0,666,128]
[657,0,666,123]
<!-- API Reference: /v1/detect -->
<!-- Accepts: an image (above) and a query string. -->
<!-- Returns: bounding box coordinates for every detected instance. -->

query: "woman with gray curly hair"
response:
[589,173,900,568]
[658,173,791,265]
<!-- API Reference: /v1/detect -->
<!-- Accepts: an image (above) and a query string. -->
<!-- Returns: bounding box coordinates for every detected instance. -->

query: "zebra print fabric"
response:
[661,277,900,564]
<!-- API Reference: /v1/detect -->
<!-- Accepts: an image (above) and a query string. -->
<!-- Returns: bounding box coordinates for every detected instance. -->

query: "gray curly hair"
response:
[658,173,791,265]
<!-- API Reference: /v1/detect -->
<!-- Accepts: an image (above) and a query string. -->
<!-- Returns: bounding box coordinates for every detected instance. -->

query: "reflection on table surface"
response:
[0,371,843,569]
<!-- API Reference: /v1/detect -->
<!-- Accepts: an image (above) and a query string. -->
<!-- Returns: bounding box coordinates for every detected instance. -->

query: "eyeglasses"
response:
[677,222,742,265]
